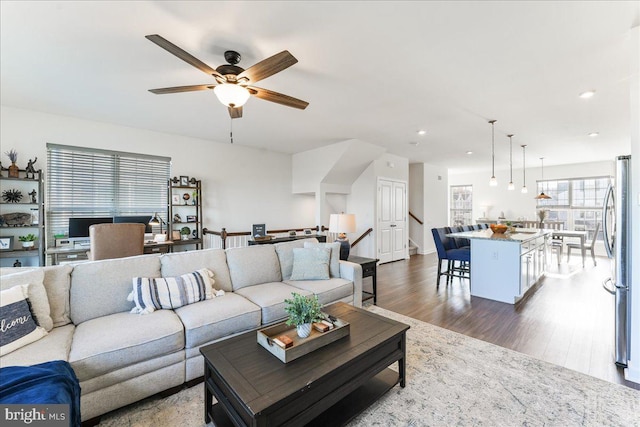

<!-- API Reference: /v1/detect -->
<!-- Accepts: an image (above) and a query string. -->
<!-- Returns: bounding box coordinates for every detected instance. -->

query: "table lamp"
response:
[329,213,356,260]
[148,213,166,234]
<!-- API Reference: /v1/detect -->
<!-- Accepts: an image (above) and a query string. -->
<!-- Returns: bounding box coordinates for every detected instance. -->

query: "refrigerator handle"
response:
[602,278,616,295]
[602,184,614,259]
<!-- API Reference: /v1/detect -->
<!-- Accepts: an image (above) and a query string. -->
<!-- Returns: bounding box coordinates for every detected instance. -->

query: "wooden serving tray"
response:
[257,316,350,363]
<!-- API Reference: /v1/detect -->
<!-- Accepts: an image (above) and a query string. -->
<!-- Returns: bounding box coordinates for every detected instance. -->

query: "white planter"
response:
[21,241,35,249]
[296,323,312,338]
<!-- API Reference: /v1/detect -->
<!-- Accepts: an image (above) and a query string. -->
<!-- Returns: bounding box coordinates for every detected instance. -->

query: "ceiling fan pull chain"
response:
[230,118,234,144]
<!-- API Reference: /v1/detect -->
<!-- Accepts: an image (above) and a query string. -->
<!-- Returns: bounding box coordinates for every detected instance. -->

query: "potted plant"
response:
[284,293,324,338]
[5,149,19,178]
[18,233,37,249]
[180,226,191,240]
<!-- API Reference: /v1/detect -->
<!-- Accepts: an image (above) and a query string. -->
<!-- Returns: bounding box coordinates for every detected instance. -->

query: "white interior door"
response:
[378,179,407,263]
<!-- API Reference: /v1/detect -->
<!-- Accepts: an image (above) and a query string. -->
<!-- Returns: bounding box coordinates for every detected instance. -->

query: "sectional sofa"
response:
[0,238,363,422]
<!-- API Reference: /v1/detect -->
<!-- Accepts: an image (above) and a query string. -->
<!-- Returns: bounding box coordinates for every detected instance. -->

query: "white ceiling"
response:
[1,1,638,173]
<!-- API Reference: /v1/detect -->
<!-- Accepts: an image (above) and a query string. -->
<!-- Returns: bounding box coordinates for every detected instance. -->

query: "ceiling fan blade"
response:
[146,34,222,78]
[228,106,243,119]
[237,51,298,84]
[247,86,309,110]
[149,84,215,94]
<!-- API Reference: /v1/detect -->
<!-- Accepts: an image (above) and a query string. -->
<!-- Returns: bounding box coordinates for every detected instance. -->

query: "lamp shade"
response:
[328,214,356,234]
[213,83,250,108]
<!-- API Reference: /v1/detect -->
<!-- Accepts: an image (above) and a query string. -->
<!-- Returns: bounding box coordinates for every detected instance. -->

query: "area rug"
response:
[97,306,639,426]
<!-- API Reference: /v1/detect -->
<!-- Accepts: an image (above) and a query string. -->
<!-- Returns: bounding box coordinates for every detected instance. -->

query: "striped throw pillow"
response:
[129,269,215,314]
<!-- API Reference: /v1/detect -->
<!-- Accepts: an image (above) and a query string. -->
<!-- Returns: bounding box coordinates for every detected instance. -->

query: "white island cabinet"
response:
[447,229,551,304]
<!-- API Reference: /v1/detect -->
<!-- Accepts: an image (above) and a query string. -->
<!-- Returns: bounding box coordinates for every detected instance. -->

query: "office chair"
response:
[88,223,145,261]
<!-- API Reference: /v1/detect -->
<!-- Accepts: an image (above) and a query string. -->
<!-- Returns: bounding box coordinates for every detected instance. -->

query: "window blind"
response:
[47,144,170,241]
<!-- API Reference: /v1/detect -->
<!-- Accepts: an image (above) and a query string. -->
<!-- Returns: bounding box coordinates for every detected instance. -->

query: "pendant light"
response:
[521,144,528,194]
[535,157,552,199]
[507,134,515,190]
[488,120,497,186]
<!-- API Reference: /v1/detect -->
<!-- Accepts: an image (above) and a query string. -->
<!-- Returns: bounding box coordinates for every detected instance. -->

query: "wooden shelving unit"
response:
[167,177,203,252]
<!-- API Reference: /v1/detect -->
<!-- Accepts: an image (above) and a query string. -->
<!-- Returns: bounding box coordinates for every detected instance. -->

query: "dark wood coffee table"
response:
[200,302,409,426]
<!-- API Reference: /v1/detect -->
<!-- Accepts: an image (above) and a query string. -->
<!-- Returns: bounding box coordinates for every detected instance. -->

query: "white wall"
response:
[449,161,615,222]
[422,163,449,254]
[409,164,425,251]
[0,106,315,232]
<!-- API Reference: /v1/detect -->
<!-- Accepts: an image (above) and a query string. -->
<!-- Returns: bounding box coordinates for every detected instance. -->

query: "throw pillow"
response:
[0,285,48,356]
[289,247,331,281]
[128,268,217,314]
[303,242,341,278]
[0,269,53,331]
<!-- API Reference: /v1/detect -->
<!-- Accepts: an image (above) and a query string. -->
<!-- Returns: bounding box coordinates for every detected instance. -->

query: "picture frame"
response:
[186,215,197,223]
[0,236,14,251]
[30,208,39,225]
[252,224,266,238]
[172,194,180,205]
[179,176,189,186]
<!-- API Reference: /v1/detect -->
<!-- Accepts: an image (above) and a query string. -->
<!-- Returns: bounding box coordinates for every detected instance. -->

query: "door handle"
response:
[390,224,397,227]
[602,278,616,295]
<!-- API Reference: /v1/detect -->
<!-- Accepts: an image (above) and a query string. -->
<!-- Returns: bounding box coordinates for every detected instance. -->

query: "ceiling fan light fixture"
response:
[213,83,250,108]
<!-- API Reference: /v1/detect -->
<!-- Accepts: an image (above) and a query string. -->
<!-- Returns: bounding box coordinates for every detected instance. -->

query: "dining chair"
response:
[431,227,471,287]
[566,222,600,266]
[88,223,145,261]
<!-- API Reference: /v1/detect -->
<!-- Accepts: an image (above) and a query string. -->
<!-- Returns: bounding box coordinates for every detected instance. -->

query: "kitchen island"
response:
[447,228,551,304]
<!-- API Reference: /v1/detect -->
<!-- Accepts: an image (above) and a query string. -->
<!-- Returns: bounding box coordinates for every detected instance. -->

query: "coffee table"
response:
[200,302,409,426]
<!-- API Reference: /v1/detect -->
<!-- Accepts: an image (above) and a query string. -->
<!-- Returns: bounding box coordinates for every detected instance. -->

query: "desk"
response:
[552,230,588,267]
[47,241,174,265]
[348,255,378,305]
[248,235,327,245]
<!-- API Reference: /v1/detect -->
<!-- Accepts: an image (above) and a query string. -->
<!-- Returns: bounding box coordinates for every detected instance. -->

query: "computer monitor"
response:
[113,215,153,233]
[68,217,113,238]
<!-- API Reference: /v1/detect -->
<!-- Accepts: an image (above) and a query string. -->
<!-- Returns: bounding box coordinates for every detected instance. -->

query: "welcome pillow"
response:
[0,285,48,356]
[128,268,218,314]
[0,269,53,331]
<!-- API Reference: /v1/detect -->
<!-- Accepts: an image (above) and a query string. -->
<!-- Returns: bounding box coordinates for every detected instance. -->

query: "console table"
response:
[248,234,326,245]
[348,255,378,305]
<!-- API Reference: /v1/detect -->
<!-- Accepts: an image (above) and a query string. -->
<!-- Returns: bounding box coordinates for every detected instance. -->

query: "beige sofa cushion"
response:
[160,248,233,292]
[226,245,282,291]
[174,293,261,349]
[69,310,184,381]
[43,264,73,327]
[0,324,74,367]
[0,268,53,331]
[285,277,353,305]
[235,282,312,324]
[70,254,161,324]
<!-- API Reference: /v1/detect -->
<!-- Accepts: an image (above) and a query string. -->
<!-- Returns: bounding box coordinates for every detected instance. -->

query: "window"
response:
[450,185,473,226]
[47,144,171,241]
[536,176,610,241]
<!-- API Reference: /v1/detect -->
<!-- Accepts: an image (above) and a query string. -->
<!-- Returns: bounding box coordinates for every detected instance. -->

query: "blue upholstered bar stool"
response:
[431,227,471,287]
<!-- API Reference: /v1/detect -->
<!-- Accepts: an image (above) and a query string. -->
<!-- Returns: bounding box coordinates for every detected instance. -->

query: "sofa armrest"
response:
[339,260,363,307]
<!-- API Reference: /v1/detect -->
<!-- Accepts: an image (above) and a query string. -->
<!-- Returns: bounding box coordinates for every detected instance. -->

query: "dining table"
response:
[552,229,589,267]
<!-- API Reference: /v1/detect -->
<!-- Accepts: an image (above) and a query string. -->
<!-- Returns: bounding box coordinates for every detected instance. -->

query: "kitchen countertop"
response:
[446,228,551,243]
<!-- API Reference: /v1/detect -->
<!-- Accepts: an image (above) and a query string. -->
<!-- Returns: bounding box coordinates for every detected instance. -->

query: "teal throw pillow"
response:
[289,247,331,281]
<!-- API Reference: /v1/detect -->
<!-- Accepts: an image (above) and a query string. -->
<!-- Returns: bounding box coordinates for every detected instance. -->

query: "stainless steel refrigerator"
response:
[603,155,632,367]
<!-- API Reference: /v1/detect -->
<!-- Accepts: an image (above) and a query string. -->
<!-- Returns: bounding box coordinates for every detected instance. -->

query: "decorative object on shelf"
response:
[180,175,189,186]
[289,230,296,237]
[5,149,19,178]
[0,212,32,227]
[0,161,5,177]
[488,120,497,187]
[180,226,191,240]
[170,176,179,184]
[521,144,528,194]
[0,236,13,251]
[30,208,39,225]
[182,192,190,205]
[148,212,166,234]
[507,134,515,190]
[534,157,552,200]
[28,189,37,203]
[284,293,324,338]
[13,259,22,267]
[191,190,198,205]
[252,224,266,238]
[18,233,37,249]
[173,213,182,223]
[25,157,38,179]
[192,229,198,239]
[2,189,23,203]
[329,213,356,260]
[189,177,197,185]
[171,194,180,205]
[186,215,197,222]
[172,230,180,241]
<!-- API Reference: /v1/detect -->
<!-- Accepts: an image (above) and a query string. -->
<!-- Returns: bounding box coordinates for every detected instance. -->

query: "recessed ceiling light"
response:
[409,141,419,146]
[417,130,426,135]
[588,132,599,137]
[466,151,473,155]
[579,90,595,99]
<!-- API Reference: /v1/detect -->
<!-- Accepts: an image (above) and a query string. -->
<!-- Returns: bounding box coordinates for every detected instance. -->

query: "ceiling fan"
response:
[146,34,309,119]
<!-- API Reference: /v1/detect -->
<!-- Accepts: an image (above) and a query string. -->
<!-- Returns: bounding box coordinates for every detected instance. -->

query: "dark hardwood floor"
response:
[371,252,639,390]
